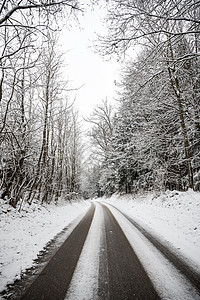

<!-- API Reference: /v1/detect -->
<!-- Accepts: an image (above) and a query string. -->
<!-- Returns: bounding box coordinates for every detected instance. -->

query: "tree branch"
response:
[0,1,81,25]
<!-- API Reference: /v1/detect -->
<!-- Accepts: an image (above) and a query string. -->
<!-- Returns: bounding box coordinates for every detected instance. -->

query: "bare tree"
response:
[0,1,85,207]
[100,0,200,59]
[86,99,114,160]
[0,32,40,206]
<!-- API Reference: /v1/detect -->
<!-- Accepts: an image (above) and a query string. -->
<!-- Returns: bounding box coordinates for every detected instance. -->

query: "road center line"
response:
[65,202,104,300]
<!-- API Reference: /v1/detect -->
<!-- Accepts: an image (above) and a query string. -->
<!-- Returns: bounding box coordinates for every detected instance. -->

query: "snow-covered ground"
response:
[103,189,200,274]
[0,189,199,298]
[0,198,90,293]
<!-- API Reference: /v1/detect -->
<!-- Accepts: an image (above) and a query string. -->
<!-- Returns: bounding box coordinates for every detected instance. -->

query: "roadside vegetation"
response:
[86,0,200,197]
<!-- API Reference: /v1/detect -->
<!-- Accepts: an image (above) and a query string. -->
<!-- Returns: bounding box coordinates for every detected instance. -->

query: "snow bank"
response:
[104,189,200,272]
[0,198,90,292]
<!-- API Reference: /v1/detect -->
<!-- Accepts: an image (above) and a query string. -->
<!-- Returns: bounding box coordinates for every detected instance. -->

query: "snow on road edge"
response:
[0,189,199,296]
[0,198,90,292]
[102,189,200,272]
[105,203,200,300]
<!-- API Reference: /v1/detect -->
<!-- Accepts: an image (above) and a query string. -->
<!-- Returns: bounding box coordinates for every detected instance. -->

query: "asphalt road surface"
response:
[3,202,200,300]
[97,205,159,300]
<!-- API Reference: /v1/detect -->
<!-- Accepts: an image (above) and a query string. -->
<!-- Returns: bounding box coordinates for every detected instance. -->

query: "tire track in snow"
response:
[104,202,200,290]
[18,204,95,300]
[98,205,160,299]
[104,203,200,299]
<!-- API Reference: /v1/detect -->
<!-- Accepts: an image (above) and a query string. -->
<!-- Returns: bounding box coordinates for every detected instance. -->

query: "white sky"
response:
[60,4,119,119]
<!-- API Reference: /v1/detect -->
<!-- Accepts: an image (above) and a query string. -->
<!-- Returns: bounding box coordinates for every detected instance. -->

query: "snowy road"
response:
[4,202,200,300]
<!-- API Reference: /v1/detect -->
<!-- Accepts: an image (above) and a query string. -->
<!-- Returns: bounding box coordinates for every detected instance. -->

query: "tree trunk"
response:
[167,42,194,189]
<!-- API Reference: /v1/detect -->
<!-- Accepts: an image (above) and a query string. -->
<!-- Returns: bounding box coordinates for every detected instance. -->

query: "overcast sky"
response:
[60,4,119,119]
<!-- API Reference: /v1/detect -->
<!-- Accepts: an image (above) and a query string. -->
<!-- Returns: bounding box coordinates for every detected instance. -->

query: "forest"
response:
[86,0,200,197]
[0,0,200,207]
[0,1,83,208]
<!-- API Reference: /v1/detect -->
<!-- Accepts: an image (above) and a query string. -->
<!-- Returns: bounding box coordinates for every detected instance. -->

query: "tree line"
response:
[0,1,83,208]
[87,0,200,197]
[1,1,199,204]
